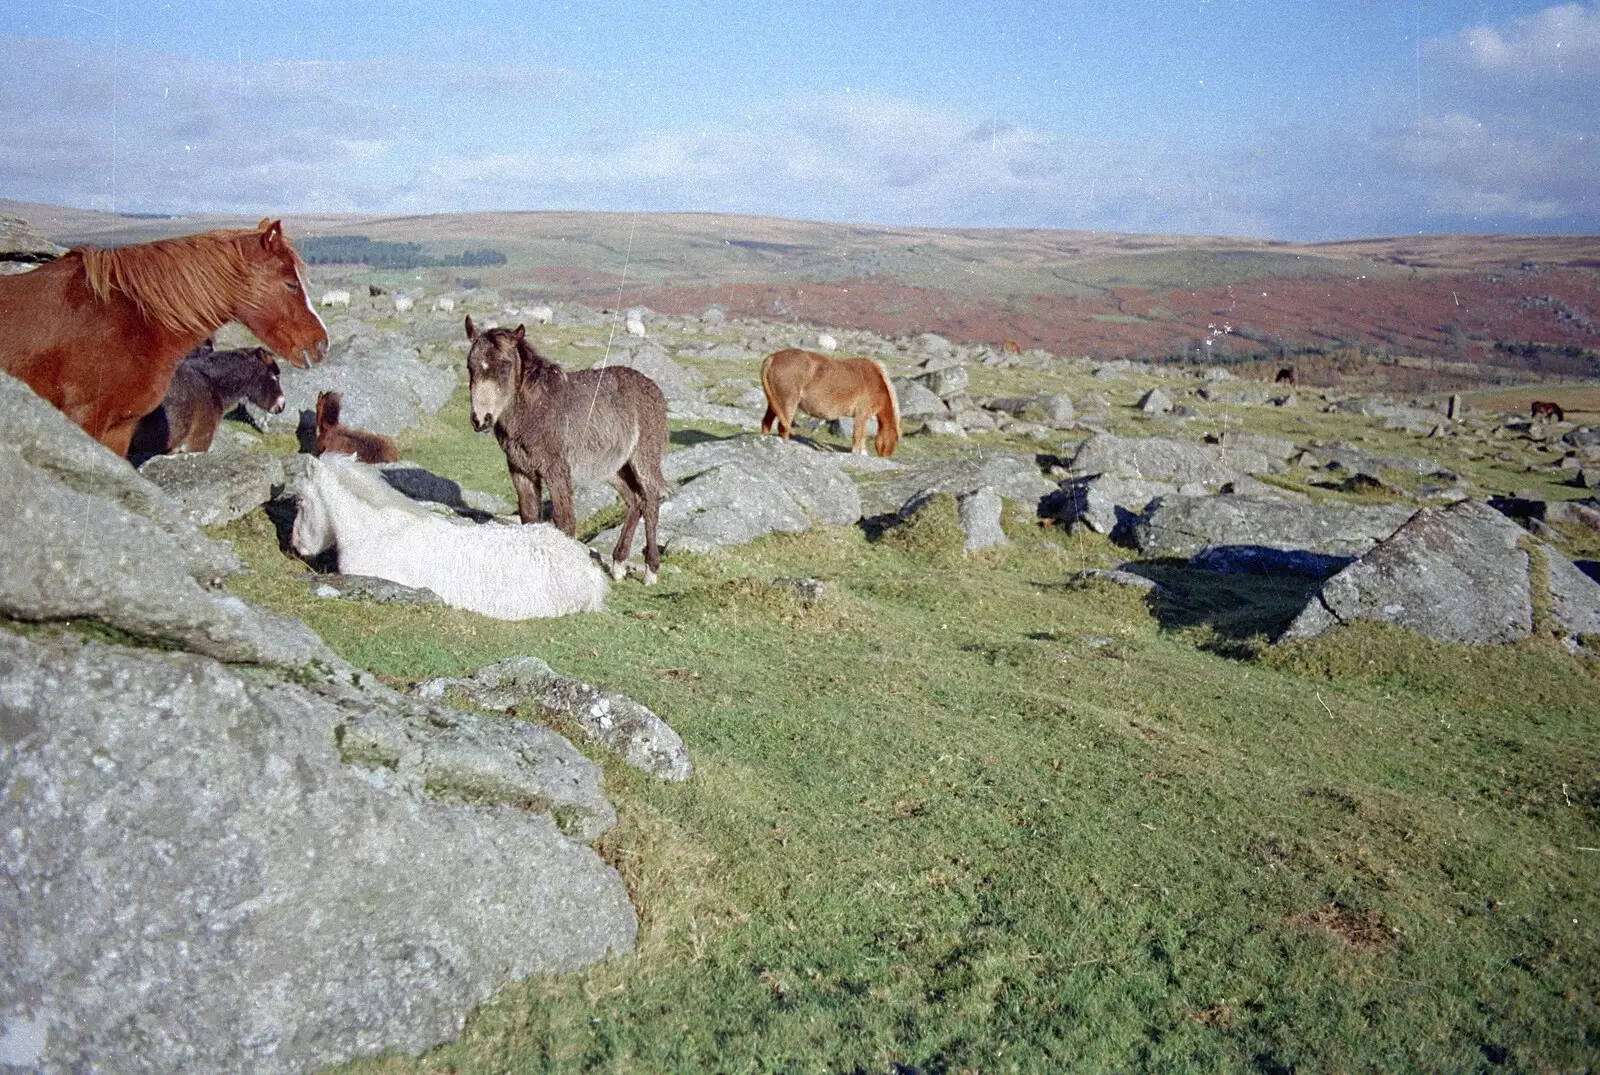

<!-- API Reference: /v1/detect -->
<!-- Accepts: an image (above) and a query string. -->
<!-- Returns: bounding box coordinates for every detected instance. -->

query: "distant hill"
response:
[5,199,1596,381]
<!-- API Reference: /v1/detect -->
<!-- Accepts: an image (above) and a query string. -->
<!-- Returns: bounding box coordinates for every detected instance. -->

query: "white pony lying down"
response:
[291,452,607,619]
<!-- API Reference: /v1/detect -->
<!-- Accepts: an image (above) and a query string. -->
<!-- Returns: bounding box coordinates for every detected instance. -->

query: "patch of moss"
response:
[878,491,965,567]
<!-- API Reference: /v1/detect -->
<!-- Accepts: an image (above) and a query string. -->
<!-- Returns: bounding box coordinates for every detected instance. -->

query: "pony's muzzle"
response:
[471,411,494,432]
[269,395,286,414]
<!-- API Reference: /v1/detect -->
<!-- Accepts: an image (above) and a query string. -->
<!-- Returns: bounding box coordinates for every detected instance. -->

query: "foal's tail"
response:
[871,360,901,457]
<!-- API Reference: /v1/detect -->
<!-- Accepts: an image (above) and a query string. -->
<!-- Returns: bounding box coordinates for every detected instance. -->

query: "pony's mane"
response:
[317,454,433,522]
[77,228,296,338]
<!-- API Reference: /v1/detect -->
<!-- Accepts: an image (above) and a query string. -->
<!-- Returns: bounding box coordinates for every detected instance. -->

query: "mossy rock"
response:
[880,491,966,567]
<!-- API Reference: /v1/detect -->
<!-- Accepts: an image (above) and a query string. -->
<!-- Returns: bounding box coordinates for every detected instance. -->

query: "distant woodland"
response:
[298,235,506,270]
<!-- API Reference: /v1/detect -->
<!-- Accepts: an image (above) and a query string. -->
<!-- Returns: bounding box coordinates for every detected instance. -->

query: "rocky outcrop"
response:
[1,630,634,1075]
[264,332,457,437]
[1069,433,1281,487]
[858,451,1057,519]
[1133,493,1418,562]
[598,433,862,556]
[1279,500,1600,645]
[0,373,641,1072]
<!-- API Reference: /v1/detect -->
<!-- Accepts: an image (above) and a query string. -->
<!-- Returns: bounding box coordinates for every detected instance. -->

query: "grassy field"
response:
[206,385,1600,1074]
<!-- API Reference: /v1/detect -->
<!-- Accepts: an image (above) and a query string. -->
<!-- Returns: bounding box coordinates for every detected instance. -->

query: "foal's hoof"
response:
[610,560,627,582]
[644,568,658,586]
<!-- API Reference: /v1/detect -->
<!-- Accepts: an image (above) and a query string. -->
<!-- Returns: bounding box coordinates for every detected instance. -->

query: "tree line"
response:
[297,235,506,270]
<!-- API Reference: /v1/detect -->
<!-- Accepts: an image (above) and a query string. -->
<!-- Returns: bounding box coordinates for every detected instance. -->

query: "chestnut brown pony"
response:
[1531,400,1565,422]
[0,219,327,456]
[314,391,399,464]
[760,348,900,457]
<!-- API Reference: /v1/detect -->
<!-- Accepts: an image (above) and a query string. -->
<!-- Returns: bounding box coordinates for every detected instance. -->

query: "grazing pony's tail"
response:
[872,360,900,457]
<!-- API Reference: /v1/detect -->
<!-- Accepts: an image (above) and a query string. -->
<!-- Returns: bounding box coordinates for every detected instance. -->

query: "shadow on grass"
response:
[1120,558,1328,658]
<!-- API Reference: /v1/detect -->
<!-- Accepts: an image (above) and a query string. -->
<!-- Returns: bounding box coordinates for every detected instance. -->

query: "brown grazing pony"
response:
[0,219,326,456]
[314,391,399,464]
[1275,366,1297,384]
[129,344,286,456]
[1531,400,1565,421]
[465,316,667,584]
[760,348,900,457]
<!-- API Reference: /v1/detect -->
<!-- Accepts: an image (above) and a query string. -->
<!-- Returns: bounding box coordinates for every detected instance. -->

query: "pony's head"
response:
[235,219,327,369]
[290,455,335,556]
[315,390,341,431]
[872,361,901,457]
[246,349,285,414]
[465,316,525,432]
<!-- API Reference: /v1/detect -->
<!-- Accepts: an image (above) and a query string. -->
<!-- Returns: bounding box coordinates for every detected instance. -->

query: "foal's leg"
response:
[608,469,644,582]
[546,463,578,535]
[640,482,661,585]
[510,470,544,525]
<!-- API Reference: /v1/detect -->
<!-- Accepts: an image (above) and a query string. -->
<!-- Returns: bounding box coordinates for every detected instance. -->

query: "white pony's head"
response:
[291,454,336,556]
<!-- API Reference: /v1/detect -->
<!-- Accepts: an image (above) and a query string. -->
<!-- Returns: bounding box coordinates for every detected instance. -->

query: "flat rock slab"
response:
[1280,500,1533,644]
[1133,494,1418,561]
[600,434,862,556]
[0,630,634,1075]
[418,655,693,782]
[1070,433,1282,486]
[857,451,1057,519]
[138,450,286,528]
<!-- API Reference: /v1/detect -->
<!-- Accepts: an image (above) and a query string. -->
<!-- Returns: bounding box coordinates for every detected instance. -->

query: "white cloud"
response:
[1438,2,1600,83]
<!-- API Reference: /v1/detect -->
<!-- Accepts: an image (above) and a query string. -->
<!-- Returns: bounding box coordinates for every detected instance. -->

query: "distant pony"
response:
[760,348,900,457]
[130,344,285,456]
[466,317,668,584]
[291,452,608,620]
[1531,400,1565,422]
[315,391,399,464]
[1275,367,1297,385]
[1002,339,1022,355]
[0,219,326,456]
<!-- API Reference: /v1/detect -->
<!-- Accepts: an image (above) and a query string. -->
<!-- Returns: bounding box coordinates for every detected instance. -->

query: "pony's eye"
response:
[285,279,301,292]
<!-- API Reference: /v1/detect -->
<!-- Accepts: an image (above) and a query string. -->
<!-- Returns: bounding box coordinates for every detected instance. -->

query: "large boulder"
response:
[138,449,287,528]
[1277,500,1600,644]
[1133,493,1418,562]
[598,434,862,555]
[0,373,238,581]
[0,630,634,1075]
[892,377,950,420]
[264,332,457,437]
[1069,433,1281,487]
[0,382,645,1071]
[607,343,702,402]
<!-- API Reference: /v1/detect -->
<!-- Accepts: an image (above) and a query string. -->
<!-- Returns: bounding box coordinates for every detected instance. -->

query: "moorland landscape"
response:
[2,203,1599,1073]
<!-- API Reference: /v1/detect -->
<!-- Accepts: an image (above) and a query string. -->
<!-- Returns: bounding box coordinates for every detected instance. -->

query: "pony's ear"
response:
[514,324,526,341]
[464,314,478,341]
[259,220,284,250]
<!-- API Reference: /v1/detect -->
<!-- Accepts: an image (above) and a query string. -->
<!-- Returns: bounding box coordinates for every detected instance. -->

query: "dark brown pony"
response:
[1531,400,1565,422]
[0,219,326,456]
[465,317,668,584]
[1275,367,1297,384]
[314,391,399,464]
[760,348,900,457]
[129,344,285,456]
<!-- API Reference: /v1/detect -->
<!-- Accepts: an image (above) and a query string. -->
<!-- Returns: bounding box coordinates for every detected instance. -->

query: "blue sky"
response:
[2,1,1596,239]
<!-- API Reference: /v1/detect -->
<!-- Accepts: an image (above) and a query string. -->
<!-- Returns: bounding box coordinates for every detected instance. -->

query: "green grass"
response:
[207,396,1600,1073]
